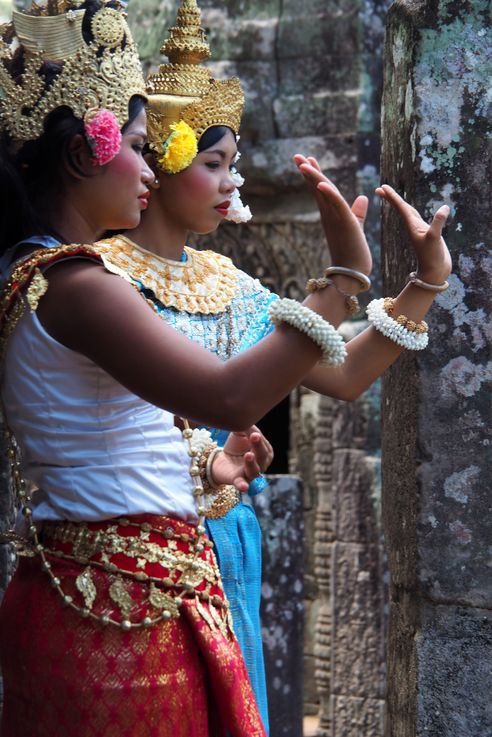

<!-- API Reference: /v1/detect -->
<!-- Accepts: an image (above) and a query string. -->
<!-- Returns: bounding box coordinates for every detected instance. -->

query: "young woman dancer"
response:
[91,2,452,731]
[0,3,284,736]
[0,2,451,737]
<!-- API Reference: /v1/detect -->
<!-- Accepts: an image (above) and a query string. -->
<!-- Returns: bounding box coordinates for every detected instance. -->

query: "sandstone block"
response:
[278,56,360,97]
[278,13,358,59]
[273,93,360,138]
[332,450,380,543]
[202,13,277,61]
[330,695,385,737]
[240,136,357,194]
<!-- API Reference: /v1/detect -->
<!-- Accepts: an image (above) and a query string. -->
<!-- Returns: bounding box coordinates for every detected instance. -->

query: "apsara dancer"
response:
[0,1,270,735]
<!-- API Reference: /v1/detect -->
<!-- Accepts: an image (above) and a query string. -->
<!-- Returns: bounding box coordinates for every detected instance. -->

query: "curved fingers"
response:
[306,156,322,173]
[376,184,429,233]
[297,161,331,187]
[232,451,261,492]
[351,195,369,229]
[377,184,450,240]
[317,181,356,219]
[250,431,274,471]
[427,204,450,241]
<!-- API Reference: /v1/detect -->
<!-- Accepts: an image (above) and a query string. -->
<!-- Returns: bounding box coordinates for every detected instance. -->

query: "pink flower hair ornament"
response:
[84,109,122,166]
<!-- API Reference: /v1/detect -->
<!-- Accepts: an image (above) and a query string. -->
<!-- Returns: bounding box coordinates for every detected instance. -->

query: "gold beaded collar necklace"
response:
[95,236,238,315]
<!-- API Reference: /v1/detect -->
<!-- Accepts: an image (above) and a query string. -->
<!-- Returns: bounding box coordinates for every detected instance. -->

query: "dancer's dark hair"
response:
[0,0,144,254]
[198,126,235,153]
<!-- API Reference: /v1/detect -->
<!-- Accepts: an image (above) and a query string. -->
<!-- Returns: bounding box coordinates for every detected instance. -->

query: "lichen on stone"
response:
[415,5,492,178]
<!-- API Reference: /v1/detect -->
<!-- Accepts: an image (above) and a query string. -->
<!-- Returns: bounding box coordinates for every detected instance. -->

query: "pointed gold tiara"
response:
[145,0,244,153]
[0,4,146,147]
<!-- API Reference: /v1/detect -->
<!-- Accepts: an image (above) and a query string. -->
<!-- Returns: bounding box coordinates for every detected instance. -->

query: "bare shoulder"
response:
[37,257,151,350]
[41,257,130,297]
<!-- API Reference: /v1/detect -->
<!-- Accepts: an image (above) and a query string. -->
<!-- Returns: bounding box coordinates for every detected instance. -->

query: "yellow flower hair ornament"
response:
[158,121,198,174]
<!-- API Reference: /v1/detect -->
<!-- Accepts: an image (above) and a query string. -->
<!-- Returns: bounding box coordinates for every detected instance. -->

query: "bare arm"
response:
[290,171,452,399]
[302,285,434,400]
[36,259,352,431]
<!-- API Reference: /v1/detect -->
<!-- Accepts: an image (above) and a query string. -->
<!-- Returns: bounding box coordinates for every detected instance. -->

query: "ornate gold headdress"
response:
[146,0,244,173]
[0,0,146,150]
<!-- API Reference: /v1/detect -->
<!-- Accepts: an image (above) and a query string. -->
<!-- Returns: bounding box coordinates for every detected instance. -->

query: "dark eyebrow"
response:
[203,148,237,160]
[127,127,147,139]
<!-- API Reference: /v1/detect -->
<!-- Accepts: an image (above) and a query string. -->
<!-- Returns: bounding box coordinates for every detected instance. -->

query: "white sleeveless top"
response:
[3,308,198,524]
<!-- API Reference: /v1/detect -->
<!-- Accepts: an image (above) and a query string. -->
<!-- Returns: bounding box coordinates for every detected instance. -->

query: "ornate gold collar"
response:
[95,236,238,315]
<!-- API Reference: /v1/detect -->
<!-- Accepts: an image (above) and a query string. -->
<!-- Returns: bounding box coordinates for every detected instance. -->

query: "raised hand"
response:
[293,154,372,276]
[210,426,274,492]
[375,184,452,283]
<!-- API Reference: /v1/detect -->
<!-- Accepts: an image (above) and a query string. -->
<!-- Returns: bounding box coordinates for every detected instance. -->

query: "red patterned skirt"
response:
[0,515,266,737]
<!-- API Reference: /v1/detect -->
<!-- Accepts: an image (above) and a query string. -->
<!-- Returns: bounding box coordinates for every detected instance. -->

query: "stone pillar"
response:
[381,2,492,736]
[357,0,393,299]
[253,476,305,737]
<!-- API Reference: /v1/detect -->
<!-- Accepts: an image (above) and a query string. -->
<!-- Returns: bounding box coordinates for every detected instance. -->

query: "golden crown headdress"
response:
[0,0,146,149]
[146,0,244,173]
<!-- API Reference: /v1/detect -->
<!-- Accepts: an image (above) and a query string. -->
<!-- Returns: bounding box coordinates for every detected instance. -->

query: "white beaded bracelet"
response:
[268,298,347,366]
[366,298,429,350]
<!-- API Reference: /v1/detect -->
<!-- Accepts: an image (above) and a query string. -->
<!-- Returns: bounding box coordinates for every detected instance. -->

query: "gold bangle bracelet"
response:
[324,266,371,292]
[205,446,223,491]
[197,443,219,493]
[408,271,449,292]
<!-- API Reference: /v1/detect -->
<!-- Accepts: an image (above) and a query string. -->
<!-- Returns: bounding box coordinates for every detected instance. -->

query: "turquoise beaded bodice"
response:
[142,267,277,360]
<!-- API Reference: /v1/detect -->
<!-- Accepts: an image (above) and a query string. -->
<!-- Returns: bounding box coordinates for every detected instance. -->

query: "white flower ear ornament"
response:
[225,145,252,224]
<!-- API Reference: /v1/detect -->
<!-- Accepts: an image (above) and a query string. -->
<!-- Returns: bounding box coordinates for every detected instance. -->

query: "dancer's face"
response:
[88,109,154,231]
[156,129,237,234]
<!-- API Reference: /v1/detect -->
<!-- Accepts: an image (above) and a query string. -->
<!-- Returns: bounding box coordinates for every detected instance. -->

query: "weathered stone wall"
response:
[381,2,492,736]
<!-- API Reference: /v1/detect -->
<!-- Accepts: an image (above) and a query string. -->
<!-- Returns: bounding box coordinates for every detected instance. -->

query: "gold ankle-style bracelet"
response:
[305,277,361,316]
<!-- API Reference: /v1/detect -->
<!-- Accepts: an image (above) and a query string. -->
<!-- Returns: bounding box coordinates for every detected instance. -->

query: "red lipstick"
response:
[215,200,230,215]
[138,190,150,209]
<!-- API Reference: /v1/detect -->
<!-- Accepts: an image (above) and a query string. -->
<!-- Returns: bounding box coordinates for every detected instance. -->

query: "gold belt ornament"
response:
[205,485,242,519]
